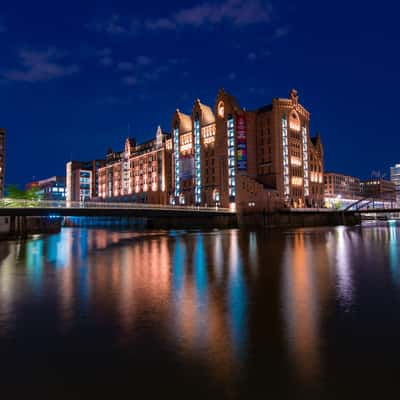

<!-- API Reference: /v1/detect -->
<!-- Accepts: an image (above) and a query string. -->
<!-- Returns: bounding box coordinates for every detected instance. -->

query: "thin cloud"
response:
[120,64,169,86]
[145,18,176,30]
[121,75,137,86]
[97,48,112,57]
[91,0,272,35]
[274,25,290,39]
[117,61,135,71]
[99,56,113,67]
[143,65,169,81]
[2,48,79,83]
[136,55,152,66]
[173,0,271,27]
[96,48,113,67]
[0,22,6,33]
[248,52,257,61]
[89,14,129,34]
[249,87,265,95]
[98,96,132,105]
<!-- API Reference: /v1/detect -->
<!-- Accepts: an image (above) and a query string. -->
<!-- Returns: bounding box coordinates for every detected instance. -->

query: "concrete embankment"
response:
[64,214,238,229]
[63,210,360,230]
[0,216,62,240]
[238,210,361,228]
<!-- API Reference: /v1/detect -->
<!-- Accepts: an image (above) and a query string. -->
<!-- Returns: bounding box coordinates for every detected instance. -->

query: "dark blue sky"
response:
[1,0,399,185]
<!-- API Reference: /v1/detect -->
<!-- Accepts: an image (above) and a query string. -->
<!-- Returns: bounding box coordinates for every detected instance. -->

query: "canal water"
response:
[0,223,399,399]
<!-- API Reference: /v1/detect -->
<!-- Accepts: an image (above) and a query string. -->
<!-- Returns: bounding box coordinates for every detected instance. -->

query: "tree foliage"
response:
[1,184,43,207]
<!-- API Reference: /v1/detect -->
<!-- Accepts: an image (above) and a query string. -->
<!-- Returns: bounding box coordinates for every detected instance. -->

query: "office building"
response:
[66,160,105,202]
[26,176,66,200]
[360,179,396,202]
[390,164,400,201]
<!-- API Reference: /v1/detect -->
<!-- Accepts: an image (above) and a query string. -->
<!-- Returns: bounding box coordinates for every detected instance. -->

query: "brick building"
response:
[170,89,324,211]
[324,172,361,199]
[97,126,172,204]
[360,179,396,202]
[70,88,324,211]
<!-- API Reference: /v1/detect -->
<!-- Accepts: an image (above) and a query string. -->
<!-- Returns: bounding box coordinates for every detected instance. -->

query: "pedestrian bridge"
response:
[0,199,235,218]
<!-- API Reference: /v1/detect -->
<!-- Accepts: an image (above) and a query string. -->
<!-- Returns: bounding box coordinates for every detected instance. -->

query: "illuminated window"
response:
[282,115,290,200]
[289,112,301,132]
[227,114,236,200]
[292,177,303,186]
[218,101,225,118]
[180,132,193,152]
[194,115,201,204]
[302,125,309,196]
[173,124,180,198]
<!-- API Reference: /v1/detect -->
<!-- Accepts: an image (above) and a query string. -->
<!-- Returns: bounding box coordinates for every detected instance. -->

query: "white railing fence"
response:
[0,198,234,213]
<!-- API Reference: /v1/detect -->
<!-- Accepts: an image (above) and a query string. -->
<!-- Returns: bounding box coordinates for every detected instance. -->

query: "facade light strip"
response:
[227,115,236,200]
[282,115,290,200]
[194,117,201,204]
[302,125,309,197]
[173,126,180,198]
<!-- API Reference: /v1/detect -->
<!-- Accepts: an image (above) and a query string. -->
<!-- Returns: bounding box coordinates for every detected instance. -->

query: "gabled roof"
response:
[194,99,215,125]
[175,109,192,133]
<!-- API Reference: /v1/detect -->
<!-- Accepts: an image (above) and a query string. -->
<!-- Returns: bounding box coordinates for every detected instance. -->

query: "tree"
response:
[1,184,43,207]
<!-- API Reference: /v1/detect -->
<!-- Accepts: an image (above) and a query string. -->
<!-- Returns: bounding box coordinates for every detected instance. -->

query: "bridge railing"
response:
[342,190,398,211]
[0,198,234,213]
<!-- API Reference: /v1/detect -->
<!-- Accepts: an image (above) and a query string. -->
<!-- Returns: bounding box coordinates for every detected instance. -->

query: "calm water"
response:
[0,223,400,398]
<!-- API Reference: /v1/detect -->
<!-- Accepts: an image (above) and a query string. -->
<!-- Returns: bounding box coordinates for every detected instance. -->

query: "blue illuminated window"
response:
[173,124,180,198]
[194,115,201,205]
[227,114,236,200]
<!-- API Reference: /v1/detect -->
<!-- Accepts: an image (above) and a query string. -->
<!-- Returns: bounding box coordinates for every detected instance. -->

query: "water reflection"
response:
[282,231,321,380]
[228,230,247,357]
[1,224,400,397]
[389,221,399,285]
[335,226,354,309]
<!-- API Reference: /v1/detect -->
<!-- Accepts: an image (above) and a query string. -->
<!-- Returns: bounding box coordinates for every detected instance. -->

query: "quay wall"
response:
[238,210,361,228]
[0,216,62,240]
[64,214,238,229]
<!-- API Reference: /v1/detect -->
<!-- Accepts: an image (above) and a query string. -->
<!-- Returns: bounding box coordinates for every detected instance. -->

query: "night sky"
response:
[1,0,398,185]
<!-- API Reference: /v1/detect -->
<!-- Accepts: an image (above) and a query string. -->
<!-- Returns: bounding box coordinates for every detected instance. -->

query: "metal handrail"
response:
[343,191,397,211]
[0,198,234,213]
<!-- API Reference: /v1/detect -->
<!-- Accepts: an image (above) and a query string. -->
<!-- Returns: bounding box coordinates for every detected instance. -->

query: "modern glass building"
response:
[26,176,66,200]
[390,164,400,201]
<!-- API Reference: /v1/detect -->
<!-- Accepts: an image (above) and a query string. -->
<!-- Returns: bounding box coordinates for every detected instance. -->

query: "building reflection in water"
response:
[0,228,249,384]
[228,230,247,357]
[57,229,74,331]
[282,231,321,381]
[26,238,45,296]
[389,221,399,285]
[214,232,223,282]
[335,226,354,309]
[248,231,258,276]
[170,230,246,382]
[0,243,17,334]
